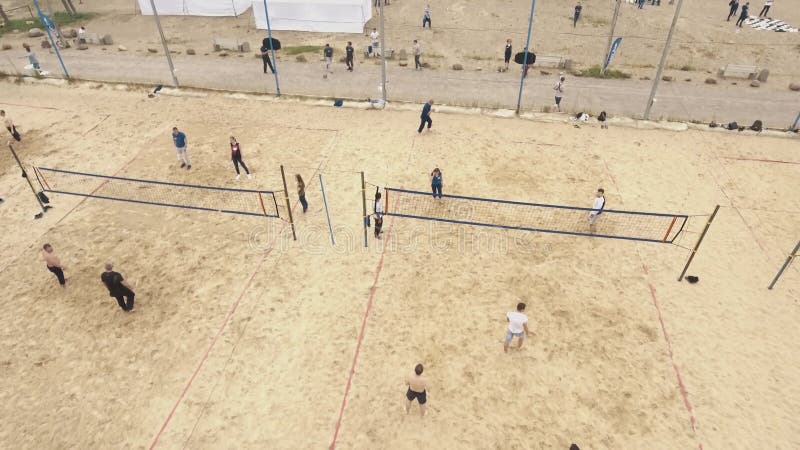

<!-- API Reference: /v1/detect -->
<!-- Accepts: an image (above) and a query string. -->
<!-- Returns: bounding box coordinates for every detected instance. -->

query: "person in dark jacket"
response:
[101,262,135,311]
[736,2,750,27]
[418,99,434,134]
[504,39,512,71]
[727,0,740,21]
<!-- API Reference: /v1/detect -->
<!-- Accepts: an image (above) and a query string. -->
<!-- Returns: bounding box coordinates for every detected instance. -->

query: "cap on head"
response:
[415,364,424,375]
[517,302,526,312]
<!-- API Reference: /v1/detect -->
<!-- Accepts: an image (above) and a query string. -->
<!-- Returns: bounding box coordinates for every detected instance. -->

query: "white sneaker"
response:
[247,174,252,179]
[236,174,241,180]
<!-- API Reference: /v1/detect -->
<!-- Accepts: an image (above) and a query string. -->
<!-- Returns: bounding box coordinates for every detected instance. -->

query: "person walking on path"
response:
[296,174,308,213]
[22,44,40,71]
[369,28,380,57]
[573,2,582,27]
[260,40,275,74]
[504,302,530,353]
[430,167,443,199]
[588,188,605,232]
[345,41,354,71]
[172,127,191,170]
[422,5,431,28]
[727,0,740,21]
[323,44,334,78]
[101,262,135,312]
[553,75,566,112]
[736,2,750,27]
[637,0,645,9]
[405,364,430,417]
[413,40,422,70]
[1,110,21,141]
[758,0,772,17]
[504,39,512,71]
[42,244,66,287]
[229,136,251,180]
[418,99,434,134]
[373,191,384,238]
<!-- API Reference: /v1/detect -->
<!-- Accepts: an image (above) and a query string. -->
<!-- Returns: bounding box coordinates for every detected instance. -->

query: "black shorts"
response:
[406,388,427,404]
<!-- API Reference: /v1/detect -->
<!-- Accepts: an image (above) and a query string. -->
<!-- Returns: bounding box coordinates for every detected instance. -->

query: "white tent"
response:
[252,0,372,34]
[138,0,253,16]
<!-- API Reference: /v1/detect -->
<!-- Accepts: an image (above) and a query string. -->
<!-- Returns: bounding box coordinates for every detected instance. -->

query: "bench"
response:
[213,38,250,53]
[535,55,566,68]
[719,64,760,79]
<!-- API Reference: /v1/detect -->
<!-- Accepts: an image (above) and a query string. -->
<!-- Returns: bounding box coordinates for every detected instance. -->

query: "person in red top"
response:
[229,136,251,179]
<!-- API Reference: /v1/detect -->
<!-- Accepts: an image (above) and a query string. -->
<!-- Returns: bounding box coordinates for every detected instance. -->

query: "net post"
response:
[361,172,368,248]
[768,240,800,290]
[319,174,335,246]
[8,143,49,218]
[678,204,720,281]
[280,165,297,241]
[662,215,678,243]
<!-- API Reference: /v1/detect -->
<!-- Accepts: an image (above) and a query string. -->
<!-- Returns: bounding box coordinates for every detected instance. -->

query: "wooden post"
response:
[678,205,720,281]
[280,165,297,241]
[768,240,800,290]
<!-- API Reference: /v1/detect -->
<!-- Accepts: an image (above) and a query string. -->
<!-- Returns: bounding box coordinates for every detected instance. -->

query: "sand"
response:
[0,79,798,449]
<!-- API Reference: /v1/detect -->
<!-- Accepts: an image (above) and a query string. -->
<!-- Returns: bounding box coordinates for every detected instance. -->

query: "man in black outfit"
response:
[727,0,740,21]
[260,40,275,74]
[101,262,135,312]
[418,99,433,134]
[736,2,749,27]
[345,41,354,71]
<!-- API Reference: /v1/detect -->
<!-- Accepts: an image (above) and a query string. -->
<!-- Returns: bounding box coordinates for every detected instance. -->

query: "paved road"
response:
[2,49,798,127]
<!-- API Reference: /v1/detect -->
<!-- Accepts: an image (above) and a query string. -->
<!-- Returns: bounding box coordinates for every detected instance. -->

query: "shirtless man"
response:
[42,243,66,286]
[405,364,429,417]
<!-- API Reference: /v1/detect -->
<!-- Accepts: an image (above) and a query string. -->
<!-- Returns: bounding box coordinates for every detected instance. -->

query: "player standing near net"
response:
[229,137,251,180]
[504,302,530,353]
[296,174,308,213]
[430,167,443,199]
[405,364,429,417]
[588,188,605,232]
[101,262,135,312]
[172,127,191,170]
[418,99,434,134]
[374,191,384,239]
[41,244,66,287]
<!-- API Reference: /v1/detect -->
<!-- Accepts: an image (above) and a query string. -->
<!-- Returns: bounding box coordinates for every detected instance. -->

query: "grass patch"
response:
[282,45,324,55]
[0,12,96,37]
[576,65,631,79]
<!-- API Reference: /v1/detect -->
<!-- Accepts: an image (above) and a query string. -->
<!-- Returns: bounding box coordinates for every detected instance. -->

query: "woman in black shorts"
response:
[229,136,251,179]
[504,39,512,71]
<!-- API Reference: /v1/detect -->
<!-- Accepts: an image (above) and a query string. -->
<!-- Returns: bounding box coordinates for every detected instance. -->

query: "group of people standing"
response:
[728,0,774,27]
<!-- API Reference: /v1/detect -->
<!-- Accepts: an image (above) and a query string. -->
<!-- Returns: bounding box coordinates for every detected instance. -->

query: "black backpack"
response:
[750,120,763,132]
[726,121,738,130]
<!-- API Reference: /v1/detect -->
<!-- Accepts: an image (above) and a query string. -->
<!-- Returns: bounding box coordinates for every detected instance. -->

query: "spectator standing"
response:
[171,127,191,170]
[418,99,434,134]
[260,42,275,74]
[422,5,431,28]
[101,262,135,312]
[413,40,422,70]
[553,75,566,112]
[758,0,772,17]
[736,2,750,27]
[1,110,21,141]
[727,0,740,21]
[369,28,380,57]
[504,39,512,71]
[296,174,308,213]
[345,41,354,71]
[323,43,334,78]
[573,2,582,28]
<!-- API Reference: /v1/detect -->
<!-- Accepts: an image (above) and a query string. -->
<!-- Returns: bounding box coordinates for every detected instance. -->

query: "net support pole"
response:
[378,0,387,103]
[280,165,297,241]
[600,0,621,76]
[8,143,50,218]
[768,240,800,290]
[319,174,335,246]
[515,0,537,115]
[644,0,684,120]
[678,204,719,281]
[148,0,180,87]
[262,0,281,96]
[361,172,368,248]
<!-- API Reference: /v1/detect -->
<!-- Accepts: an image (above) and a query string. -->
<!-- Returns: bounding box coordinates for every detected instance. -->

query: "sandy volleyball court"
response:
[0,80,798,449]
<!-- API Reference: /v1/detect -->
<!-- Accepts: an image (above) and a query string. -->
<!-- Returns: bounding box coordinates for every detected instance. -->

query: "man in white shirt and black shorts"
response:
[504,302,530,353]
[588,188,605,232]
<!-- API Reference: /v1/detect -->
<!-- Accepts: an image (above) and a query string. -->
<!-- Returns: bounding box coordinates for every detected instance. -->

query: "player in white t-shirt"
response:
[504,302,530,353]
[588,188,605,232]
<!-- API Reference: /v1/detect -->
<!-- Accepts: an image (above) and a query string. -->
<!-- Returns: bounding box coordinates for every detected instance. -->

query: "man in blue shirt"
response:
[418,99,434,134]
[172,127,191,170]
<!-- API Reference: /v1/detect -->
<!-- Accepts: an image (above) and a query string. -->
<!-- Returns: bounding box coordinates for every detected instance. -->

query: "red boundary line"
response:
[641,263,701,448]
[329,216,394,450]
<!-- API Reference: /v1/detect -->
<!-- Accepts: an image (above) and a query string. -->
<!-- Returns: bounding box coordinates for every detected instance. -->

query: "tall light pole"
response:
[148,0,179,87]
[378,0,387,104]
[600,0,621,76]
[644,0,684,120]
[515,0,537,114]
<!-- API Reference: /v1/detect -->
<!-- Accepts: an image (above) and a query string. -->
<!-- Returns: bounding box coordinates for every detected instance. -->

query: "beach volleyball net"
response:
[34,166,281,218]
[383,187,687,243]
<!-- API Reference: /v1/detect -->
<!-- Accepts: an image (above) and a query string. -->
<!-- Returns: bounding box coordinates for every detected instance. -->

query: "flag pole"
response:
[148,0,179,87]
[601,0,621,76]
[515,0,537,115]
[644,0,684,120]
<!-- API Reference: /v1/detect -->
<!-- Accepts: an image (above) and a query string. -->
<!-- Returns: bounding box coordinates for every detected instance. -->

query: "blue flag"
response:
[604,37,623,70]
